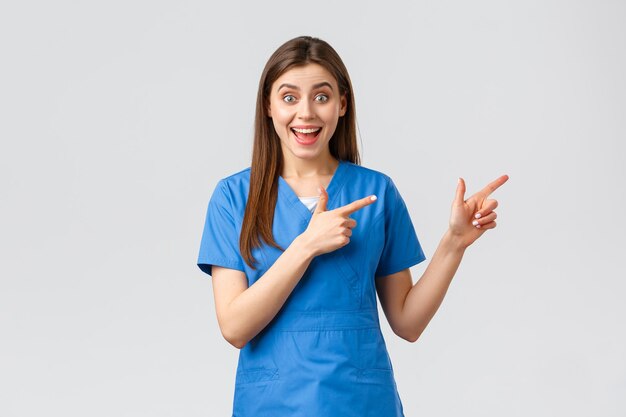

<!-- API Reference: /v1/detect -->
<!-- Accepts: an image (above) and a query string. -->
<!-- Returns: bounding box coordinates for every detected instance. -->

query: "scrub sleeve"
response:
[197,179,245,277]
[197,161,426,417]
[374,175,427,278]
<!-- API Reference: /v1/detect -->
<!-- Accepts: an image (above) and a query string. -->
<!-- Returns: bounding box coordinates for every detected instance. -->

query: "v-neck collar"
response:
[278,159,349,223]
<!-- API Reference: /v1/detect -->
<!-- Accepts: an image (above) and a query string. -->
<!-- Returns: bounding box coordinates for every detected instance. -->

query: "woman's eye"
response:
[316,94,329,102]
[283,95,296,103]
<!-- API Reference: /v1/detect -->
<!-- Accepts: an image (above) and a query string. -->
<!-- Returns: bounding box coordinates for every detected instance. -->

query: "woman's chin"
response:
[285,148,329,162]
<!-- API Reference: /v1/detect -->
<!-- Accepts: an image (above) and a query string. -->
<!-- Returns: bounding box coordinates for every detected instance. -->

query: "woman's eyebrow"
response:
[277,82,334,92]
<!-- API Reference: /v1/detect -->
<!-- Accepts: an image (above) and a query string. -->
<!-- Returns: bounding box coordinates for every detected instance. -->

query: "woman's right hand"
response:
[299,186,378,257]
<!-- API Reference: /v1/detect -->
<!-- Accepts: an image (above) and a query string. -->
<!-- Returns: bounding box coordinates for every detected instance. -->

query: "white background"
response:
[1,1,624,416]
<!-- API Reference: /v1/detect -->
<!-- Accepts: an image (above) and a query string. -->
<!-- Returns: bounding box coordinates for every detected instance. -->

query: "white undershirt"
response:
[298,196,320,213]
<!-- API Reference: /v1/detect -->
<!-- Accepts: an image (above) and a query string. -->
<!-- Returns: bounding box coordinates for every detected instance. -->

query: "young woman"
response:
[197,35,508,417]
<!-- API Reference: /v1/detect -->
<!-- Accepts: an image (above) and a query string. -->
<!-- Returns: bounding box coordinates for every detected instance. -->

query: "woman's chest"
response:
[247,203,385,311]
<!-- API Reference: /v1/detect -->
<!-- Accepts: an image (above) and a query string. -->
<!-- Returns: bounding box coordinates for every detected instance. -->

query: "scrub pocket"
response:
[233,367,281,417]
[354,328,394,377]
[235,367,280,386]
[356,368,395,385]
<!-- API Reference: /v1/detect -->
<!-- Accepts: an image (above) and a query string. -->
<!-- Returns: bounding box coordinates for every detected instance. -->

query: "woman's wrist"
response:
[442,228,469,254]
[292,233,318,261]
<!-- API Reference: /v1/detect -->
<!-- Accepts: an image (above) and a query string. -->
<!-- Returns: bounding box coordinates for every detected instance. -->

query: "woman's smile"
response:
[291,125,322,145]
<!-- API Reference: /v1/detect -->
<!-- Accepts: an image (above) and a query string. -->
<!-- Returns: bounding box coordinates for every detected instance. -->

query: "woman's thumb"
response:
[454,177,466,206]
[314,185,328,214]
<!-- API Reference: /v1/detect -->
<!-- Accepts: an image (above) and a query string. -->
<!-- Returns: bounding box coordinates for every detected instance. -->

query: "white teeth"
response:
[292,127,321,134]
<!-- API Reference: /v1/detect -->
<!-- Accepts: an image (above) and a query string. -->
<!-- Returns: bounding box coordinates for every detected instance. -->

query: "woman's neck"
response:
[280,155,339,180]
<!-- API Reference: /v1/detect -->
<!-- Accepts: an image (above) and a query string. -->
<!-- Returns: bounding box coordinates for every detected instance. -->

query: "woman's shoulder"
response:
[215,166,252,191]
[204,167,251,210]
[342,161,393,186]
[342,161,411,209]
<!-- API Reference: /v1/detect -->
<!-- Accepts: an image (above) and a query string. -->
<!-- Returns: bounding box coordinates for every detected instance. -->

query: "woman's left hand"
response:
[448,174,509,250]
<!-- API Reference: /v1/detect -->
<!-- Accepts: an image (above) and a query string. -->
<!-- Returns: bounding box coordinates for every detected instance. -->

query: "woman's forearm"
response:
[401,229,467,342]
[224,235,315,348]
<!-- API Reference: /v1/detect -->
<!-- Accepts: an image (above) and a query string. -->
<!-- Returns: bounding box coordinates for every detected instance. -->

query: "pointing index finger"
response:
[335,195,378,216]
[480,174,509,197]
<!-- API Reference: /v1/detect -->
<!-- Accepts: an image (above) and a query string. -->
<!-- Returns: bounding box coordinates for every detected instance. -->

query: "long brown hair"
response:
[240,36,360,269]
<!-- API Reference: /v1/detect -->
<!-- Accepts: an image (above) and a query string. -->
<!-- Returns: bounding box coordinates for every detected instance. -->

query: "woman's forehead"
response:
[272,63,338,92]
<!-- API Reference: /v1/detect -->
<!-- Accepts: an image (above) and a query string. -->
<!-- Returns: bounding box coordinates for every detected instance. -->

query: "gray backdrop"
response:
[1,1,624,416]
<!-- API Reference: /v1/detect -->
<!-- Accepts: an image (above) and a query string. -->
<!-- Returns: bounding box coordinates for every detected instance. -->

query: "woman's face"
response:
[267,63,347,164]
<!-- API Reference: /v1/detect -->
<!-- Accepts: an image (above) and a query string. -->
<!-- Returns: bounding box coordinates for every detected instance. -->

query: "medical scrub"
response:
[197,159,427,417]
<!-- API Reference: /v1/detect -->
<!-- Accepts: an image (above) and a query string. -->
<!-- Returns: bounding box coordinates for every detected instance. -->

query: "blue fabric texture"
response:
[197,160,427,417]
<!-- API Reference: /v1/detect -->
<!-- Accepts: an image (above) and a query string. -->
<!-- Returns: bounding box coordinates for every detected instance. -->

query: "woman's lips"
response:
[291,128,320,145]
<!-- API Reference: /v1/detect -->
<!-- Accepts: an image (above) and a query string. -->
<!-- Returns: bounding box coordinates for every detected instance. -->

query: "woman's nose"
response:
[297,99,314,119]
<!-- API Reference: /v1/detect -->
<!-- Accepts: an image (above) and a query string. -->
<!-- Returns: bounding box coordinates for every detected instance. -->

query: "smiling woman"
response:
[196,35,508,417]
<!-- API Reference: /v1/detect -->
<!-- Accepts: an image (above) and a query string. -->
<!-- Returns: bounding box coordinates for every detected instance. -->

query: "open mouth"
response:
[291,127,321,144]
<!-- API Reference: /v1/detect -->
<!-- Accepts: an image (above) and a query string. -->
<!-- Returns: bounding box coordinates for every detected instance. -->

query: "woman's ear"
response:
[339,94,347,117]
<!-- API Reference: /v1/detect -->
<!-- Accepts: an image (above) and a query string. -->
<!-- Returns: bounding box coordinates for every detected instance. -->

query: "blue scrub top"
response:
[197,159,426,417]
